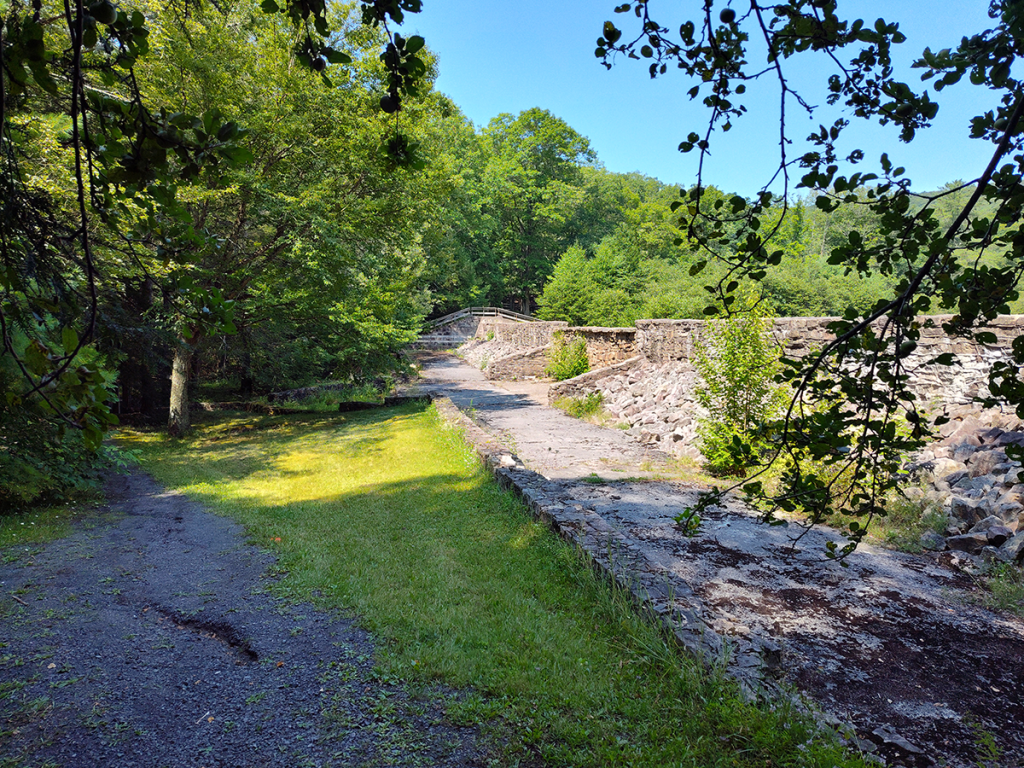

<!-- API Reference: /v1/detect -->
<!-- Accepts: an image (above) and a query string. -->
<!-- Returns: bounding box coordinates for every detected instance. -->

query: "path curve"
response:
[0,471,481,768]
[412,352,674,480]
[414,352,1024,768]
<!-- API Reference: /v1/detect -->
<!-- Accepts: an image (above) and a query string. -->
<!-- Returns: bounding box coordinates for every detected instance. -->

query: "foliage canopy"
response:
[598,0,1024,556]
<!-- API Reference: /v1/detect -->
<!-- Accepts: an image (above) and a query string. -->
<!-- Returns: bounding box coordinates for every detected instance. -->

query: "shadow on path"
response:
[0,471,482,768]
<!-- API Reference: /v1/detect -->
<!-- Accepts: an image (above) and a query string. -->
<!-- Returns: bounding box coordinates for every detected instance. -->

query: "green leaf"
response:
[325,48,352,64]
[62,327,79,355]
[218,145,254,166]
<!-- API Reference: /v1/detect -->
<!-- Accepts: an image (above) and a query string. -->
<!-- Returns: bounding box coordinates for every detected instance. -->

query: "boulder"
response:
[981,545,1011,565]
[970,515,1006,533]
[932,458,966,479]
[919,530,947,552]
[1001,531,1024,563]
[979,426,1006,444]
[987,525,1013,547]
[993,499,1024,523]
[946,532,989,554]
[950,496,983,525]
[997,431,1024,447]
[968,449,1009,476]
[952,443,979,463]
[942,469,970,488]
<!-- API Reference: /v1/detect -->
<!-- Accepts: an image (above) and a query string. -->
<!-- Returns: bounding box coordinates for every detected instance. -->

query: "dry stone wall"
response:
[459,321,566,380]
[568,327,637,368]
[460,314,1024,456]
[543,314,1024,459]
[485,346,552,380]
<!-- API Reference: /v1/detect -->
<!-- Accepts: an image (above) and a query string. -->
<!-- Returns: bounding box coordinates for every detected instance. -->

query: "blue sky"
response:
[401,1,1001,196]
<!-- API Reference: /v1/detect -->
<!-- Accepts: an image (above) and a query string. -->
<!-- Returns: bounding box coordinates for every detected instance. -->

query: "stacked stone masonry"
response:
[454,313,1024,459]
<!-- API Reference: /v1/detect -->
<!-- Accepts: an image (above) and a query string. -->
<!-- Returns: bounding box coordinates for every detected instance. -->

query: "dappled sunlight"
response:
[507,525,542,550]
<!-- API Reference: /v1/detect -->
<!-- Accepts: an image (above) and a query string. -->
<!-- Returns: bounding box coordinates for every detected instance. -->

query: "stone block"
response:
[987,525,1013,547]
[919,530,947,551]
[1001,531,1024,563]
[950,496,983,524]
[946,532,988,554]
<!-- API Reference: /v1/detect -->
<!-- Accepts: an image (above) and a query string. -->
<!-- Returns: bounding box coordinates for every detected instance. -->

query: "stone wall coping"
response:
[429,395,729,678]
[635,318,705,326]
[565,326,637,334]
[548,356,643,403]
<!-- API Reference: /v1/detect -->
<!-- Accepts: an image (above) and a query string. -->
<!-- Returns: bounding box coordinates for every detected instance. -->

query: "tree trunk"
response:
[239,333,253,398]
[168,341,192,437]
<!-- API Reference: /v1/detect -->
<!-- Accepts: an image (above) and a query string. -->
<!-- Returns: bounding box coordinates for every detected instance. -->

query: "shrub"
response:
[983,563,1024,617]
[553,392,603,419]
[545,333,589,381]
[1,338,120,510]
[693,297,787,476]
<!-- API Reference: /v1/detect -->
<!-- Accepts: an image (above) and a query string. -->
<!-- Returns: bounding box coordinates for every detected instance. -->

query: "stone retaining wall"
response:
[547,357,642,400]
[429,396,732,676]
[464,314,1024,456]
[490,320,566,348]
[484,345,552,381]
[566,327,638,369]
[538,314,1024,460]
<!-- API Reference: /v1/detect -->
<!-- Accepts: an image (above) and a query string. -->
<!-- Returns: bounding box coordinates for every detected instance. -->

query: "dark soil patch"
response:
[791,617,1024,768]
[0,471,485,768]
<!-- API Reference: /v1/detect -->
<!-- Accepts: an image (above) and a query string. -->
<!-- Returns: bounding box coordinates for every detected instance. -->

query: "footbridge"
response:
[415,306,536,347]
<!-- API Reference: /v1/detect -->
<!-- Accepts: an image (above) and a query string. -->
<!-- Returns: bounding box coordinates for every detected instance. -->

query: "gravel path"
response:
[412,352,673,480]
[0,472,482,768]
[413,352,1024,768]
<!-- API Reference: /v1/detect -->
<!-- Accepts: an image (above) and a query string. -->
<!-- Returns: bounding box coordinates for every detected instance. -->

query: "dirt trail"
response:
[414,352,1024,768]
[0,472,481,768]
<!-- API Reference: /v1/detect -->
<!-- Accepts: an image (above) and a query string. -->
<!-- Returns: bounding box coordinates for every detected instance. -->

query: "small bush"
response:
[545,333,589,381]
[693,296,787,476]
[858,489,947,552]
[984,563,1024,617]
[553,392,603,419]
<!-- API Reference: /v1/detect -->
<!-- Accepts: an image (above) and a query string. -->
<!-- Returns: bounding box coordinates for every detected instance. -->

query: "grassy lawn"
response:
[119,403,868,768]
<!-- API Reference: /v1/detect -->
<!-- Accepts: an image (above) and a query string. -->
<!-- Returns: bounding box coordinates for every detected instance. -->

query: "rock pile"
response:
[906,406,1024,568]
[458,337,534,373]
[571,360,705,461]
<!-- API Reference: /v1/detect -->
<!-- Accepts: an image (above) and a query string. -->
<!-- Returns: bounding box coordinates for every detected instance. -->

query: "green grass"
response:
[981,563,1024,617]
[0,502,98,553]
[120,404,869,768]
[552,392,606,421]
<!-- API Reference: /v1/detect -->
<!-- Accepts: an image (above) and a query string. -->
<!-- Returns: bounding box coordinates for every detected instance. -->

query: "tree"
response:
[598,1,1024,557]
[1,0,434,451]
[482,108,596,312]
[132,0,443,433]
[693,293,788,477]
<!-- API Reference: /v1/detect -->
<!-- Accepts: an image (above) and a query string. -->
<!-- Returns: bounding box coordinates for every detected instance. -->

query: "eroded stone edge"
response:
[430,396,799,705]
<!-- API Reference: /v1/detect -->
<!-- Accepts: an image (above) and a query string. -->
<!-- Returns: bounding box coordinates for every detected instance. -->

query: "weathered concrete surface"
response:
[413,352,1024,768]
[414,352,673,480]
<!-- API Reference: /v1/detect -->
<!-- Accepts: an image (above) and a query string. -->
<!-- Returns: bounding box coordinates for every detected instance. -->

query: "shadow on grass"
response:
[127,405,871,768]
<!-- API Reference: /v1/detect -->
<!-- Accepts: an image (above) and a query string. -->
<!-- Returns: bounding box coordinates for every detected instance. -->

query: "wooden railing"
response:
[426,306,535,330]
